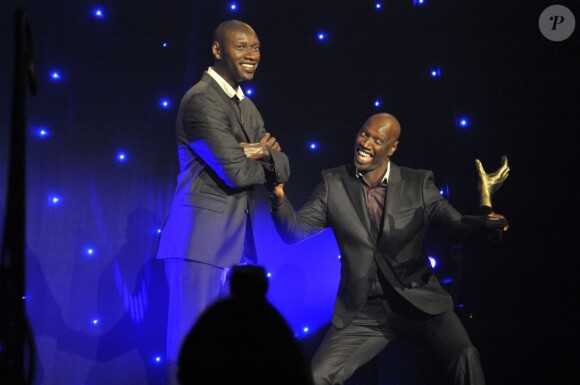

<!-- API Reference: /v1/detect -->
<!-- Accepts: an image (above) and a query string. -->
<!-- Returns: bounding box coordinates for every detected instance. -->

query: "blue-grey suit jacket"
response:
[157,72,290,267]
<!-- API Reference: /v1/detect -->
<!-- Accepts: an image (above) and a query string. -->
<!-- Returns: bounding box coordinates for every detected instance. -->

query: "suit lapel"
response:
[203,73,250,142]
[341,166,376,243]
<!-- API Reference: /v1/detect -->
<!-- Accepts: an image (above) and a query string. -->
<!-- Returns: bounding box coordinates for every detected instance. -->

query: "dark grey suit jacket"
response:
[272,163,476,329]
[157,72,290,267]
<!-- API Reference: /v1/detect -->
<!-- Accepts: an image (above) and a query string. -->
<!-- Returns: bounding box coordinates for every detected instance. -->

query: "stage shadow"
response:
[87,208,168,385]
[28,208,168,385]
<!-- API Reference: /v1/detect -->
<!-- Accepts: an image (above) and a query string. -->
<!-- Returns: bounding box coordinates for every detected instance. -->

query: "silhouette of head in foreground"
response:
[177,265,314,385]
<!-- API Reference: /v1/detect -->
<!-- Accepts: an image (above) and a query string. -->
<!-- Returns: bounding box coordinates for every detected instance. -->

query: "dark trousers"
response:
[164,259,230,385]
[311,298,485,385]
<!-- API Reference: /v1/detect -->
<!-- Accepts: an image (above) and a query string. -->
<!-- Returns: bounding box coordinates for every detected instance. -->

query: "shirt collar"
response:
[207,67,245,100]
[355,161,390,185]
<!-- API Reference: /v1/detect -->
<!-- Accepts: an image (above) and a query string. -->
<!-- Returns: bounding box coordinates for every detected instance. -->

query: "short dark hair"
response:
[212,20,253,45]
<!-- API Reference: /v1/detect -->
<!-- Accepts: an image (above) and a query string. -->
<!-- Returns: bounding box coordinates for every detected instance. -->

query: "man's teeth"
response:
[358,149,372,158]
[241,64,254,68]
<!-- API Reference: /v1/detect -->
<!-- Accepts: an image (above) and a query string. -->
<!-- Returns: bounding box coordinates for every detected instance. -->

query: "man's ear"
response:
[211,42,221,60]
[388,141,399,157]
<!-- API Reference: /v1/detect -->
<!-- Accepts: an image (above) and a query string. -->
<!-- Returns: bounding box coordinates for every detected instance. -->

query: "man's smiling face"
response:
[212,24,260,88]
[354,114,400,175]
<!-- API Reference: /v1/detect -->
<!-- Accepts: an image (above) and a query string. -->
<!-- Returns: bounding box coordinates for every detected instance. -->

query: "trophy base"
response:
[461,215,508,229]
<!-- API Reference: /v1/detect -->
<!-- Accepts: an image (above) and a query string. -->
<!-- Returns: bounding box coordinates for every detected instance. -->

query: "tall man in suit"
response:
[156,20,290,385]
[269,113,508,385]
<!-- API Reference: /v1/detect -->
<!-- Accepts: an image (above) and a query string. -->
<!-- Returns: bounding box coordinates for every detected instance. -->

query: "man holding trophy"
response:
[268,113,509,385]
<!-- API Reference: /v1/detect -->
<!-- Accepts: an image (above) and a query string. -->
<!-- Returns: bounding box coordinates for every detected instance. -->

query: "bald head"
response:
[364,113,401,141]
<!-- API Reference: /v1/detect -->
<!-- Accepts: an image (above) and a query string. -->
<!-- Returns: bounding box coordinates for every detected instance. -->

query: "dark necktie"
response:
[232,96,243,123]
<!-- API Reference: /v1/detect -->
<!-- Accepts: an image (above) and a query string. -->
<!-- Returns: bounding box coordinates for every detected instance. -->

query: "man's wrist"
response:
[270,193,284,211]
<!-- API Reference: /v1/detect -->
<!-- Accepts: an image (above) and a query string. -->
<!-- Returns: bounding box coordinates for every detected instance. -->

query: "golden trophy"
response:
[462,156,510,229]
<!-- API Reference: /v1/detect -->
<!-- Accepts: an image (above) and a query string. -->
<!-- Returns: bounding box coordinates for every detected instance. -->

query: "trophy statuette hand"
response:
[462,155,509,230]
[476,155,510,214]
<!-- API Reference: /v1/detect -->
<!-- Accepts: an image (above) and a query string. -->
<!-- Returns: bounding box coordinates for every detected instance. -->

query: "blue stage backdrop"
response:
[1,1,578,385]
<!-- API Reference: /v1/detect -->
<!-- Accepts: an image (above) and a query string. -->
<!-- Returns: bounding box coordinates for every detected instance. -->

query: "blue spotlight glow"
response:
[441,278,454,284]
[439,183,449,197]
[93,8,105,19]
[245,87,254,96]
[92,319,100,325]
[50,71,61,81]
[375,2,383,10]
[159,98,171,109]
[308,142,319,151]
[317,32,327,41]
[267,272,272,278]
[162,42,168,48]
[86,247,95,256]
[428,256,437,269]
[413,0,426,5]
[457,116,470,128]
[373,99,382,108]
[117,152,127,162]
[49,195,61,205]
[228,2,238,11]
[303,327,310,333]
[153,355,163,364]
[430,67,441,78]
[35,127,50,138]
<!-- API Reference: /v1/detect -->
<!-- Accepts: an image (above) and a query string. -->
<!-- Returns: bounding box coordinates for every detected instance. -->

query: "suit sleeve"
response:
[259,148,290,185]
[422,170,493,243]
[181,90,289,188]
[423,171,463,231]
[271,174,329,244]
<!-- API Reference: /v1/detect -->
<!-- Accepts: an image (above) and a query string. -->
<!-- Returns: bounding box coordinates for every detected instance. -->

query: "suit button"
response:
[245,209,250,214]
